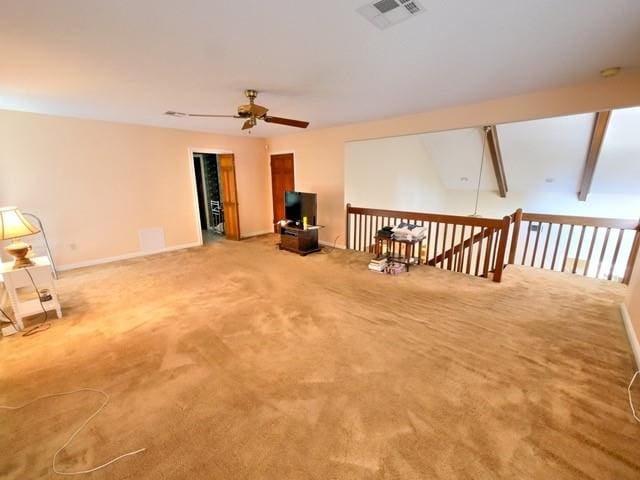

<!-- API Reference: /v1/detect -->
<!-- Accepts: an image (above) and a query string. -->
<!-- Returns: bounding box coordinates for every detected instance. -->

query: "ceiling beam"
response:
[485,125,508,198]
[578,111,611,201]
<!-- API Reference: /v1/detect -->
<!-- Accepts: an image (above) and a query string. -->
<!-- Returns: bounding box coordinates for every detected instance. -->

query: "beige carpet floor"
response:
[1,235,639,479]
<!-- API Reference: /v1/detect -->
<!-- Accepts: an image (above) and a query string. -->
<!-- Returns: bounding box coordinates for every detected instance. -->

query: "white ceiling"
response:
[592,107,640,194]
[419,128,498,191]
[1,0,639,136]
[411,107,640,196]
[497,114,594,193]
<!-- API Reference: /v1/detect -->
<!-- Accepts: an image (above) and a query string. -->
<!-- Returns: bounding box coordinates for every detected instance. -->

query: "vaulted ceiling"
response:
[1,0,639,136]
[417,107,640,196]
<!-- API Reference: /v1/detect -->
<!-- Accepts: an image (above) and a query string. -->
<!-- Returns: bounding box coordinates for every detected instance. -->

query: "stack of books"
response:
[368,256,388,273]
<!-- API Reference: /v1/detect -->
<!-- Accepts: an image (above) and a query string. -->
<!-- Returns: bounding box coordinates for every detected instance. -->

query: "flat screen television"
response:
[285,191,317,226]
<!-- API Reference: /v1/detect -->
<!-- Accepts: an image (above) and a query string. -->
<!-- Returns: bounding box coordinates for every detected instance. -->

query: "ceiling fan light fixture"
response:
[600,66,621,78]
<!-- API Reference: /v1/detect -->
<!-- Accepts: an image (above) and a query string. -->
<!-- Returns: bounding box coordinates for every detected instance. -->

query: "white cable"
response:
[0,388,146,476]
[629,371,640,423]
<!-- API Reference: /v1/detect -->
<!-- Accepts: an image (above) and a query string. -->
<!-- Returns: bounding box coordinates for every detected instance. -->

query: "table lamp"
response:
[0,206,41,268]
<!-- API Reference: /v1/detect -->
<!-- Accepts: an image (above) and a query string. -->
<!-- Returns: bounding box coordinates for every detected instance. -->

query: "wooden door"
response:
[270,153,295,230]
[218,154,241,240]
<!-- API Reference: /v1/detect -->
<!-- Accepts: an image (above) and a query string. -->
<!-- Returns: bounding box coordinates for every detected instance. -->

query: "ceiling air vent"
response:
[357,0,425,29]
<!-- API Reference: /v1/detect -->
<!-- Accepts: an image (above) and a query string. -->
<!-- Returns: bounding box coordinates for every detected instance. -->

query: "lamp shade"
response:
[0,206,40,240]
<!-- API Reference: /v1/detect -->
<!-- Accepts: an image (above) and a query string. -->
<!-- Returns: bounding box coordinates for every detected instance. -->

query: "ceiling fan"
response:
[165,89,309,131]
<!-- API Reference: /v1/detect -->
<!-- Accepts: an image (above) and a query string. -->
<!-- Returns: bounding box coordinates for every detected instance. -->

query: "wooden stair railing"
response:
[507,210,640,283]
[345,204,640,284]
[346,204,512,282]
[427,225,492,267]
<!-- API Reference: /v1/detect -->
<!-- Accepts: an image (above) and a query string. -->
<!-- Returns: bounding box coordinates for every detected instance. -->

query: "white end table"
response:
[1,256,62,331]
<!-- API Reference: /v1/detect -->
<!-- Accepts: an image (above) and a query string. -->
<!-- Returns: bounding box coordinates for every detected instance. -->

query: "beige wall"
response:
[0,110,271,267]
[625,247,640,362]
[267,71,640,247]
[345,135,446,213]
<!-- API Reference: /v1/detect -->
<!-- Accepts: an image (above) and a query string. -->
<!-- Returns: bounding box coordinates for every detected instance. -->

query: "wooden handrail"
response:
[521,212,638,230]
[347,206,505,229]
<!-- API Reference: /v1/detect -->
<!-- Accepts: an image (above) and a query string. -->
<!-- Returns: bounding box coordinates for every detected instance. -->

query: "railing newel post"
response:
[493,215,512,283]
[508,208,523,265]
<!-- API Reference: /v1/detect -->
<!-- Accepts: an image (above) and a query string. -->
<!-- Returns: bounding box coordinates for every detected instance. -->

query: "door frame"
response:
[188,147,234,246]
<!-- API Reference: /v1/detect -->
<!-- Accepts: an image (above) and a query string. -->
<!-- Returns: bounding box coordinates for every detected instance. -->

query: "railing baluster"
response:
[432,222,439,266]
[483,229,494,277]
[393,218,398,257]
[492,230,499,270]
[521,221,532,265]
[572,225,586,274]
[440,223,448,269]
[530,222,542,267]
[426,221,432,264]
[466,226,475,274]
[561,224,575,272]
[458,225,466,272]
[475,228,484,276]
[596,228,611,279]
[345,205,351,249]
[373,215,377,252]
[540,223,552,269]
[365,215,371,252]
[608,229,624,281]
[448,224,457,270]
[551,224,563,271]
[584,227,598,277]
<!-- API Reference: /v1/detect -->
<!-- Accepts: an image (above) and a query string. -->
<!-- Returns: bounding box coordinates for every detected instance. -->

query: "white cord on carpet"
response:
[0,388,146,475]
[630,371,640,424]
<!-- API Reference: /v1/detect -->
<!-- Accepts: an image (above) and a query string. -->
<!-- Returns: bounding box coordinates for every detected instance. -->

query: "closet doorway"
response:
[191,151,240,243]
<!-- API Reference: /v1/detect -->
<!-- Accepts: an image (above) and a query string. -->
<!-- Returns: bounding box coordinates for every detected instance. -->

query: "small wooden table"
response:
[374,235,423,271]
[279,225,323,256]
[1,256,62,331]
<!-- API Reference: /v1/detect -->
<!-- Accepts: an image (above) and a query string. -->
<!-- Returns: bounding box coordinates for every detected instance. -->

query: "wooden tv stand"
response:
[279,225,321,256]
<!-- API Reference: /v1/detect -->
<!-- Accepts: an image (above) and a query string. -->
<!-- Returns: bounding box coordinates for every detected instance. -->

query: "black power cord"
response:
[321,235,341,254]
[0,267,51,337]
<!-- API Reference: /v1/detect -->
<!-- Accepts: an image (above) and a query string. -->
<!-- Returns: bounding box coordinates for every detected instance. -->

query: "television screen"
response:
[285,191,316,226]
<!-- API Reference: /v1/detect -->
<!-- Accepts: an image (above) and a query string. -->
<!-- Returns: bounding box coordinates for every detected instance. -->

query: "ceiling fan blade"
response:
[238,103,268,118]
[164,111,238,118]
[263,116,309,128]
[187,113,239,118]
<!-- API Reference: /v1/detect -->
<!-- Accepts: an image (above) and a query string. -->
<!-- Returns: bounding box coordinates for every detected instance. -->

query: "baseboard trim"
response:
[241,229,273,239]
[319,239,346,249]
[57,241,202,272]
[620,303,640,370]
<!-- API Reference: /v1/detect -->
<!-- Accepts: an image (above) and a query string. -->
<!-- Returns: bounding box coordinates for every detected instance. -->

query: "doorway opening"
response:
[191,150,241,243]
[193,152,224,243]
